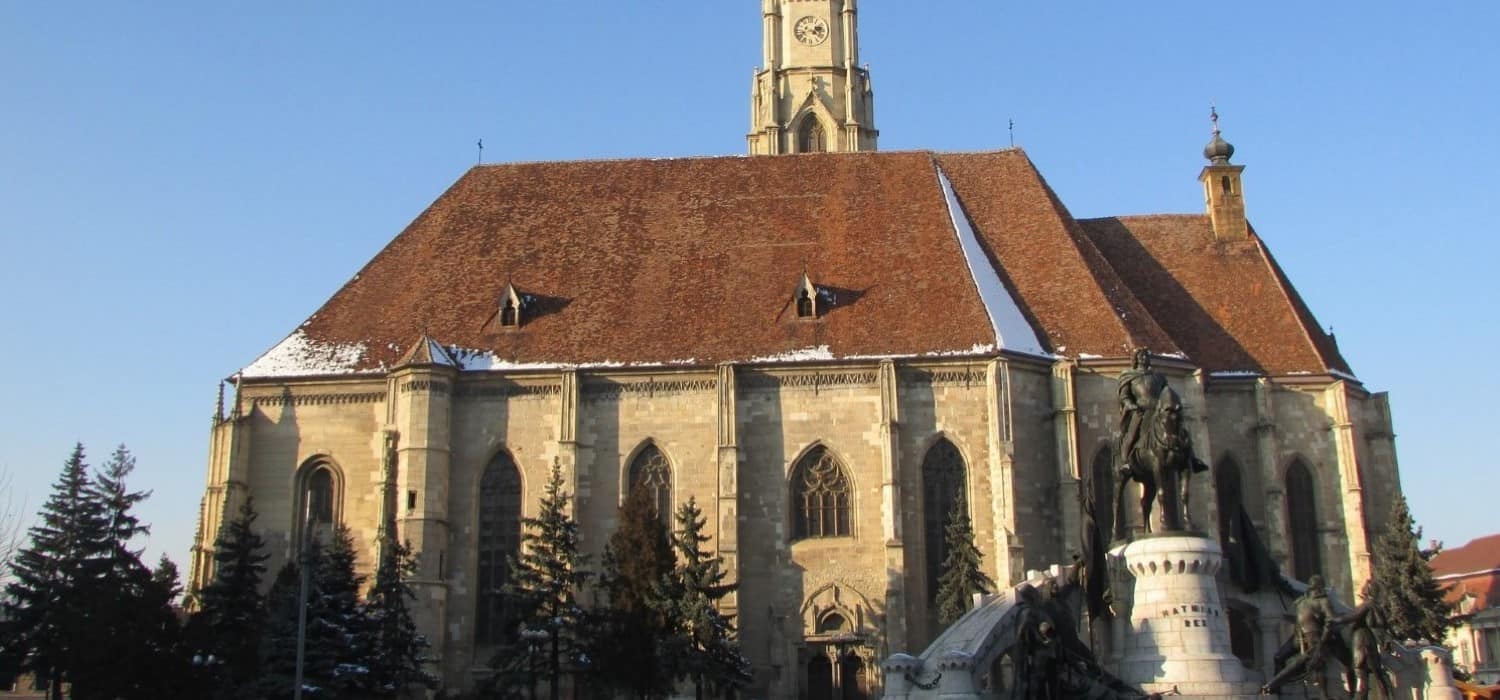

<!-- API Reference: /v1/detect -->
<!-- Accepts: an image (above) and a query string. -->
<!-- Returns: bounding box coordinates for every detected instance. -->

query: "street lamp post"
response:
[520,626,549,700]
[293,491,314,700]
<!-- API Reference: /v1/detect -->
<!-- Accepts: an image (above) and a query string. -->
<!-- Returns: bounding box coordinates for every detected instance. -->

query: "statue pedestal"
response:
[1115,536,1262,699]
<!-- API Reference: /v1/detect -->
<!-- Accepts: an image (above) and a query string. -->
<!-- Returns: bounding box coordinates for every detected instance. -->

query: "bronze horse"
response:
[1114,385,1208,538]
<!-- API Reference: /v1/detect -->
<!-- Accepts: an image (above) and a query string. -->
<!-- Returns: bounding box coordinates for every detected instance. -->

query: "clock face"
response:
[794,16,830,46]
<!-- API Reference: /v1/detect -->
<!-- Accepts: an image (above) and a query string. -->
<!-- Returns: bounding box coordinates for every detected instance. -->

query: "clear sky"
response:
[2,3,1496,569]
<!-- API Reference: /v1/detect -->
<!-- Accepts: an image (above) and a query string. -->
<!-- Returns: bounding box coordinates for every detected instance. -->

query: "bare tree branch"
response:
[0,466,29,588]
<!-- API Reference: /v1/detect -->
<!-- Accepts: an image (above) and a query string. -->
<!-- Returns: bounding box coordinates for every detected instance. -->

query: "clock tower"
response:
[748,0,878,155]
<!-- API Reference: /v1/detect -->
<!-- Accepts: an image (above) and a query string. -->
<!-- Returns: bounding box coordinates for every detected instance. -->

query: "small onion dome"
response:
[1203,132,1235,164]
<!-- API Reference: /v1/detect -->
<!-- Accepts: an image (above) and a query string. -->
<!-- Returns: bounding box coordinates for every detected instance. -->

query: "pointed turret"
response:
[1198,107,1249,241]
[394,334,457,369]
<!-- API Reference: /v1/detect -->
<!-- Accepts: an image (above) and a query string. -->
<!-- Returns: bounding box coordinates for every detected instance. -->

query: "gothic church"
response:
[189,2,1404,697]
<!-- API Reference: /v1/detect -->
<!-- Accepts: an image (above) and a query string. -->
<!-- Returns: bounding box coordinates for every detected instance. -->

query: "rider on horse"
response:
[1117,349,1168,478]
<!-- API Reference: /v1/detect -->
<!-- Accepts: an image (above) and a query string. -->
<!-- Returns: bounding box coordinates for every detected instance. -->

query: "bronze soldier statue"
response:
[1262,575,1355,698]
[1116,349,1167,475]
[1336,581,1394,700]
[1114,349,1208,536]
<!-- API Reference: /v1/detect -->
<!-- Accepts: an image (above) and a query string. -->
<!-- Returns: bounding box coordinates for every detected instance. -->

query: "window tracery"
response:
[792,447,852,540]
[922,439,966,604]
[628,443,673,527]
[477,450,523,645]
[1286,459,1321,581]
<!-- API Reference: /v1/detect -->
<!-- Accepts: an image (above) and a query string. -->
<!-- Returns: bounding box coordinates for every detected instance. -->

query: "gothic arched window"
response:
[799,118,827,153]
[307,467,334,525]
[922,439,966,604]
[476,450,523,645]
[1285,459,1322,582]
[628,443,672,527]
[296,461,341,551]
[1089,447,1115,543]
[1216,457,1244,553]
[791,446,852,541]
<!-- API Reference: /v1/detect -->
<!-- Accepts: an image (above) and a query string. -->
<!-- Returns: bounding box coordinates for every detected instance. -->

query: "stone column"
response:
[986,359,1023,586]
[715,363,741,613]
[1253,379,1289,562]
[1183,369,1218,538]
[1325,381,1373,596]
[878,359,906,653]
[557,370,581,515]
[388,361,457,669]
[189,404,252,597]
[1049,360,1081,560]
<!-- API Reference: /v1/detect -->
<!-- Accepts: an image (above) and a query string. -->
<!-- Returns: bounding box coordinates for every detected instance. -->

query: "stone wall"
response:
[188,356,1401,696]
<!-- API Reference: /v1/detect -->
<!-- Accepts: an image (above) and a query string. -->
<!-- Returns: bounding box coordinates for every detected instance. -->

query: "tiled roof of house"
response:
[1434,535,1500,578]
[1432,534,1500,609]
[1076,214,1353,375]
[239,149,1353,379]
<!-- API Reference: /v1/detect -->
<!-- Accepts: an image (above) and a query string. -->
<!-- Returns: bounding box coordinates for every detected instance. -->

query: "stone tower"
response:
[1199,108,1248,241]
[747,0,878,155]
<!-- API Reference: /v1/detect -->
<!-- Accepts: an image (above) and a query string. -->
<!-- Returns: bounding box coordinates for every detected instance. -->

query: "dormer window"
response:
[794,273,819,320]
[499,283,523,328]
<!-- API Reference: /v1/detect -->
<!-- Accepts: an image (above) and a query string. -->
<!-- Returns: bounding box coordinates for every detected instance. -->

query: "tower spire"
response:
[1198,106,1248,240]
[748,0,878,155]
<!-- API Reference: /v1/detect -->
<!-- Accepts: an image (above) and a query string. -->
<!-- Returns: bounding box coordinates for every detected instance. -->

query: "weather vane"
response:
[1210,104,1220,136]
[477,138,484,165]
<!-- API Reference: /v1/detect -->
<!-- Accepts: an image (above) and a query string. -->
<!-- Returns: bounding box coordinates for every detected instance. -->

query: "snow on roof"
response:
[936,167,1048,358]
[241,330,369,378]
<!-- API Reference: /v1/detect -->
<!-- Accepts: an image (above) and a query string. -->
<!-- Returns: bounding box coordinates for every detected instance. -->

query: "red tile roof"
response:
[241,149,1354,379]
[1076,215,1353,375]
[1433,535,1500,578]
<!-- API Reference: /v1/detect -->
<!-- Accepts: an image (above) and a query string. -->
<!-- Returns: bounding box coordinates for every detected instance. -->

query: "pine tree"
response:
[593,483,676,699]
[80,445,173,699]
[192,497,270,698]
[361,535,438,697]
[661,497,751,700]
[259,547,343,699]
[488,461,591,700]
[1,444,108,700]
[1370,495,1452,642]
[934,502,995,625]
[318,524,369,696]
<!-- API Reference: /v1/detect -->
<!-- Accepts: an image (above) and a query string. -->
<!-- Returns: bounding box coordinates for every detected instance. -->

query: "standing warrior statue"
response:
[1262,575,1356,698]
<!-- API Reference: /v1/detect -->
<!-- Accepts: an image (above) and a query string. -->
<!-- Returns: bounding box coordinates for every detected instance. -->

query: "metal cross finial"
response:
[1210,104,1220,136]
[1009,118,1015,148]
[477,138,484,165]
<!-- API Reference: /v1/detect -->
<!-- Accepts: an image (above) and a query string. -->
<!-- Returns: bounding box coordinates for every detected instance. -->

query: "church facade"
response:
[187,2,1404,697]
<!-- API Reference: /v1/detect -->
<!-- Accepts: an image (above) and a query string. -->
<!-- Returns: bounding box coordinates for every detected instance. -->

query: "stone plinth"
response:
[1116,535,1261,699]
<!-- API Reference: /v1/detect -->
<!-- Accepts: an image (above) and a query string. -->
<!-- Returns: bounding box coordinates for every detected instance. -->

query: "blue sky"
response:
[2,3,1496,568]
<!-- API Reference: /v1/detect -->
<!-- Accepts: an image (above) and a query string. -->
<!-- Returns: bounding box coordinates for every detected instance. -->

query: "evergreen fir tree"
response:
[1370,495,1452,642]
[661,497,751,700]
[0,444,108,700]
[934,502,995,625]
[192,497,270,698]
[80,445,172,699]
[318,524,369,696]
[361,535,438,697]
[258,547,343,699]
[488,460,591,700]
[593,483,676,699]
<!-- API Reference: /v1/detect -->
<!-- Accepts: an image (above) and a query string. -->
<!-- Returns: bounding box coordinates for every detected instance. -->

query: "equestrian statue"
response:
[1114,349,1209,539]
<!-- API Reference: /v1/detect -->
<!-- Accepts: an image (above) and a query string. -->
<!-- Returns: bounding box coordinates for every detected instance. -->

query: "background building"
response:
[188,2,1404,696]
[1435,535,1500,684]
